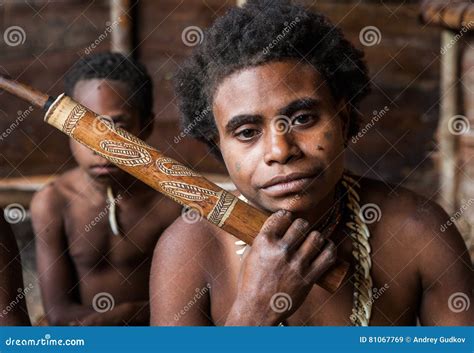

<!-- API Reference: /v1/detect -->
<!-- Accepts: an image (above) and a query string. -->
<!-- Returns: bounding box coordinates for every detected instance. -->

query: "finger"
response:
[295,230,326,267]
[260,209,293,240]
[280,218,311,252]
[305,240,337,283]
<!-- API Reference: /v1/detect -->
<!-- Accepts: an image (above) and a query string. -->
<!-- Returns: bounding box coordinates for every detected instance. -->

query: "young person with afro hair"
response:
[31,52,182,326]
[150,0,473,326]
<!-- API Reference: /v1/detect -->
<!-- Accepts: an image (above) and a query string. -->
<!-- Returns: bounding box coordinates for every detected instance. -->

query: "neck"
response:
[82,169,140,199]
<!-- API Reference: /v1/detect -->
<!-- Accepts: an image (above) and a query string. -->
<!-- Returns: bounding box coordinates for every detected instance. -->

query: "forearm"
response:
[76,301,149,326]
[46,302,96,325]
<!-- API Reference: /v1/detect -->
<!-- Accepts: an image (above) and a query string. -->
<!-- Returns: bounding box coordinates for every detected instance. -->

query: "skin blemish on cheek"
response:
[324,131,333,141]
[316,145,324,151]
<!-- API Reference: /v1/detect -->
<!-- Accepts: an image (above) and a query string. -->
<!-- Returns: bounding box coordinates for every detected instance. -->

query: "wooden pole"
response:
[438,30,460,214]
[110,0,133,56]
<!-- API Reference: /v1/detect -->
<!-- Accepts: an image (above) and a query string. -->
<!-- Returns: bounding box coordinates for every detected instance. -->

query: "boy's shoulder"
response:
[31,167,84,215]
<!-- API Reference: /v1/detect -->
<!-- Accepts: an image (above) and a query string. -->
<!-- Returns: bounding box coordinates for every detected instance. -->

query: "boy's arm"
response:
[414,201,473,325]
[70,300,149,326]
[0,213,31,325]
[31,185,96,325]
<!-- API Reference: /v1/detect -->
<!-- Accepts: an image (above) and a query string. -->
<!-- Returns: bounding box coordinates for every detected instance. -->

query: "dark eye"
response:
[293,114,315,126]
[235,128,260,141]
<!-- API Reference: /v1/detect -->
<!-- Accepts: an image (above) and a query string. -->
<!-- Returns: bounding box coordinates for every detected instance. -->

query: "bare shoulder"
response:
[30,168,84,231]
[356,175,470,263]
[154,215,230,271]
[358,176,451,233]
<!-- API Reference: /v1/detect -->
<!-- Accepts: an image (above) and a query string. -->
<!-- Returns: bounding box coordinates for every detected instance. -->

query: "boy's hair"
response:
[65,52,154,127]
[175,0,371,160]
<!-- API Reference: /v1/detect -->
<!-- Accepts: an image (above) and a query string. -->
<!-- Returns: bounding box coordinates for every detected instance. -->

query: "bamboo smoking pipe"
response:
[0,76,349,293]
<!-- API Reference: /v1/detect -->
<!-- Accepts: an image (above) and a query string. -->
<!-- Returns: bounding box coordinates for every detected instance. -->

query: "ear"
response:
[139,112,155,140]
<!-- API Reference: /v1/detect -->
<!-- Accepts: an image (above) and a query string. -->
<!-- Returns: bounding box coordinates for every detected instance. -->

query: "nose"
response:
[263,125,302,165]
[92,151,109,163]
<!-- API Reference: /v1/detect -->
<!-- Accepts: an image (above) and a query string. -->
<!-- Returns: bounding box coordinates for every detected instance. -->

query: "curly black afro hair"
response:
[175,0,371,160]
[65,52,154,127]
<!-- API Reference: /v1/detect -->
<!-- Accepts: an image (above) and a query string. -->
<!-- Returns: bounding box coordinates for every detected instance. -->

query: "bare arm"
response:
[415,201,473,325]
[0,213,31,325]
[31,185,96,325]
[71,300,149,326]
[150,218,214,326]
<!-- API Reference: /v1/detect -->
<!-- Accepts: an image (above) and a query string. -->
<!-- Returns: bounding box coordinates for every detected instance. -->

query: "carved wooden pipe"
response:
[0,76,349,293]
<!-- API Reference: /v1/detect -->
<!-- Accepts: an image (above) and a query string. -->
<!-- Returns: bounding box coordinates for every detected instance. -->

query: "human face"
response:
[70,79,149,183]
[212,60,349,214]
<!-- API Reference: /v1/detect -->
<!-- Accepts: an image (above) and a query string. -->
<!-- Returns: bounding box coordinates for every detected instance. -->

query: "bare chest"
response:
[63,196,171,269]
